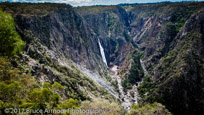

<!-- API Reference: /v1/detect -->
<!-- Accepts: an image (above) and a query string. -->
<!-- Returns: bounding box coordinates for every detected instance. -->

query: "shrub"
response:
[80,98,125,115]
[127,102,172,115]
[61,98,79,109]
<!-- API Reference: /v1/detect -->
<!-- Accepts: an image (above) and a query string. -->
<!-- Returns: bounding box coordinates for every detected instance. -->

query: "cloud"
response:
[52,0,93,6]
[7,0,204,7]
[54,0,92,4]
[19,0,92,3]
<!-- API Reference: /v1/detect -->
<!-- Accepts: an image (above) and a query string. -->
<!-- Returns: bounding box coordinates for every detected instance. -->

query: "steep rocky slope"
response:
[0,3,117,102]
[124,3,204,115]
[76,6,135,67]
[138,8,204,115]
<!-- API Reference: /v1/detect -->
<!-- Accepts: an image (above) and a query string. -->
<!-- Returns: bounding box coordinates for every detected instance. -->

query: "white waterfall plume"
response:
[98,39,108,67]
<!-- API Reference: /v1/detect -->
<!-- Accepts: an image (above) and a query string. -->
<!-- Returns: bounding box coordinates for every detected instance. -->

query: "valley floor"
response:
[110,65,138,111]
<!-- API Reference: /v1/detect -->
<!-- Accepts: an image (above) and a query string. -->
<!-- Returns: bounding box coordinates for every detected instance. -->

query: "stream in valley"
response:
[98,39,149,111]
[79,40,149,111]
[110,65,138,111]
[110,59,148,111]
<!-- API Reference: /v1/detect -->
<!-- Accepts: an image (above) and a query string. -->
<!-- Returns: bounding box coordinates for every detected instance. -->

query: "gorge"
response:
[0,2,204,115]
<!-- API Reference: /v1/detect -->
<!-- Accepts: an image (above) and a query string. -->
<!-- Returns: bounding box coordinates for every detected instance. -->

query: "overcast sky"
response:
[1,0,203,6]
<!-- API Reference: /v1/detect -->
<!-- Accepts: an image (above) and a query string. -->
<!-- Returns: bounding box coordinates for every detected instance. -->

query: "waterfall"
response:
[98,39,108,67]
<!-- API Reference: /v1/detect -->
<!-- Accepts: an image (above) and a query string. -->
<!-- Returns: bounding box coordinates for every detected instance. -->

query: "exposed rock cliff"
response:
[125,3,204,115]
[0,3,117,101]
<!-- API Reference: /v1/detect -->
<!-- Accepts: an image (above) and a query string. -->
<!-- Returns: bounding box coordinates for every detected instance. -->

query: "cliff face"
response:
[148,10,204,115]
[13,4,103,71]
[0,3,116,101]
[76,6,134,67]
[1,2,204,115]
[125,3,204,115]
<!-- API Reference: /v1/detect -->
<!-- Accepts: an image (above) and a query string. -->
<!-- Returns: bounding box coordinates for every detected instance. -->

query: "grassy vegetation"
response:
[127,102,172,115]
[80,98,125,115]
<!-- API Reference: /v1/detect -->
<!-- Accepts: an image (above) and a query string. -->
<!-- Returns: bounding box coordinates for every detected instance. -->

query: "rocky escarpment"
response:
[0,3,117,101]
[76,6,135,67]
[13,4,103,71]
[125,3,204,115]
[142,10,204,115]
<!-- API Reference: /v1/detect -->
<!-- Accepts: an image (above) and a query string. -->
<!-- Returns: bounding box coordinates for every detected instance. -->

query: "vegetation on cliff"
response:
[122,50,144,92]
[133,4,204,115]
[0,9,24,57]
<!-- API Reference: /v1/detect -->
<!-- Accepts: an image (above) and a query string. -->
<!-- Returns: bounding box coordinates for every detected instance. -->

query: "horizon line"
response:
[0,1,203,7]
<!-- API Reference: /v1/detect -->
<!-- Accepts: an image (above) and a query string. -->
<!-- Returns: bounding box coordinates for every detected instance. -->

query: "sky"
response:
[1,0,203,6]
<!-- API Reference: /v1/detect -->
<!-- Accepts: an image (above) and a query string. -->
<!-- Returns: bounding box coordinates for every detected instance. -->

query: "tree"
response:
[52,81,65,94]
[61,98,79,109]
[43,82,51,89]
[0,57,35,112]
[0,10,25,57]
[28,82,66,109]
